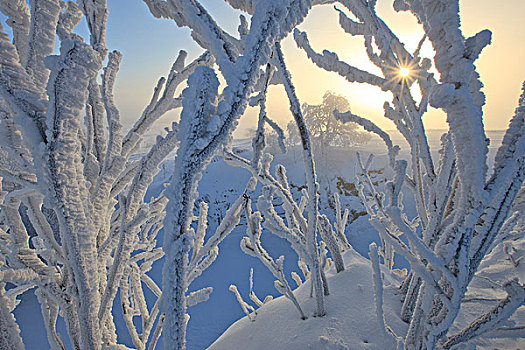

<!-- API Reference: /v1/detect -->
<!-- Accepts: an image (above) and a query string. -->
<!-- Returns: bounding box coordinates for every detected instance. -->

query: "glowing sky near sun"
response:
[1,1,523,135]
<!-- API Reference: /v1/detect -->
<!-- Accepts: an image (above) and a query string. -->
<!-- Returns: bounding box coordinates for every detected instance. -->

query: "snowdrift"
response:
[210,248,407,350]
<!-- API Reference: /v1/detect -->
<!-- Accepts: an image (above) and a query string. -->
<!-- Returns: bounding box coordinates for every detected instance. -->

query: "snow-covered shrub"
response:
[294,0,525,348]
[143,0,324,346]
[0,0,325,348]
[223,45,353,321]
[0,1,240,348]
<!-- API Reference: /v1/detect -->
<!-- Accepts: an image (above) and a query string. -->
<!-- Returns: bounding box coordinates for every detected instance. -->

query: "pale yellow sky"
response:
[105,1,524,135]
[257,0,525,134]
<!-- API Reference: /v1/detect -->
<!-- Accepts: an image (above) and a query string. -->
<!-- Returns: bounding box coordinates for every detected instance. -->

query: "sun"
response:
[399,67,410,78]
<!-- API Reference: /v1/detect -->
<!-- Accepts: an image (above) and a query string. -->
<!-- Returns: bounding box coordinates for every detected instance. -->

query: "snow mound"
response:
[211,234,525,350]
[209,249,407,350]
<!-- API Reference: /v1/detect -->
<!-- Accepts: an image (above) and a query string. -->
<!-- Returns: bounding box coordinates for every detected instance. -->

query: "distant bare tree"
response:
[287,91,370,154]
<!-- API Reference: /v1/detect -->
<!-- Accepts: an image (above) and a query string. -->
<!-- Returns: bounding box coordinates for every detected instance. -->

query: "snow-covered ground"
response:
[210,248,407,350]
[14,130,521,350]
[209,233,525,350]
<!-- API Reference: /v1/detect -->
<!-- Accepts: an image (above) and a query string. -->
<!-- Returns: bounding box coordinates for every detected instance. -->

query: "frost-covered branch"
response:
[121,50,213,158]
[293,29,387,88]
[79,0,108,54]
[318,214,344,273]
[333,192,351,250]
[369,242,397,342]
[1,1,521,349]
[469,82,525,278]
[57,1,83,41]
[296,0,437,230]
[0,1,224,347]
[322,2,525,348]
[44,37,103,349]
[229,284,257,321]
[274,40,325,316]
[25,0,62,91]
[160,2,314,345]
[0,285,24,350]
[334,109,399,167]
[224,151,308,235]
[99,124,179,328]
[242,198,306,319]
[249,268,273,307]
[0,0,30,64]
[187,179,255,285]
[443,279,525,349]
[143,0,239,78]
[0,21,48,144]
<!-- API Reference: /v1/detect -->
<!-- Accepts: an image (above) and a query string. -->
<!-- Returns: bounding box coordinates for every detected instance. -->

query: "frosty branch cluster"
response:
[1,1,523,349]
[292,0,525,348]
[0,1,219,348]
